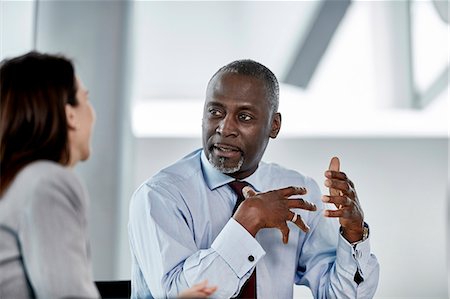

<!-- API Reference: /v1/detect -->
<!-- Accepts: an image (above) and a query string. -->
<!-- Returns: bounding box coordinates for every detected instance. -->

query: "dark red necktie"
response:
[228,181,257,299]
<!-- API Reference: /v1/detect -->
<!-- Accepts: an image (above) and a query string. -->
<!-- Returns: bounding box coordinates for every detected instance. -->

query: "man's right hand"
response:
[233,186,317,244]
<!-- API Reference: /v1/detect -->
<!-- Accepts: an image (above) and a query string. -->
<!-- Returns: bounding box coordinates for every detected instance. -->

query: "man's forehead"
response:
[207,72,267,96]
[210,71,263,84]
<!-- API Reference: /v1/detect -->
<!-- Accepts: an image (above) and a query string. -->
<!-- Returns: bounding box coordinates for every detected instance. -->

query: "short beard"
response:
[208,153,244,174]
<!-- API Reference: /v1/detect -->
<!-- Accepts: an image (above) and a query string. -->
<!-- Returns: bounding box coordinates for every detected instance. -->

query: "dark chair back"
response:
[95,280,131,299]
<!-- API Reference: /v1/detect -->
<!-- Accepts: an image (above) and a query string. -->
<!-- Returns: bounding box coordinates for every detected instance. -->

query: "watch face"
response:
[362,225,369,241]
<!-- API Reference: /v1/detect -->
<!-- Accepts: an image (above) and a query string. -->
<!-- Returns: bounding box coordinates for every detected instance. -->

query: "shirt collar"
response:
[200,150,261,191]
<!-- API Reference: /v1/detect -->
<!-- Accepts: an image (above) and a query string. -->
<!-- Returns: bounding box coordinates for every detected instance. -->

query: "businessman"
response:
[128,59,379,298]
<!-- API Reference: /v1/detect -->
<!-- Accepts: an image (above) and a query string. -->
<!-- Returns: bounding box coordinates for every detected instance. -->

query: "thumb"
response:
[329,156,340,172]
[328,156,341,197]
[242,186,257,198]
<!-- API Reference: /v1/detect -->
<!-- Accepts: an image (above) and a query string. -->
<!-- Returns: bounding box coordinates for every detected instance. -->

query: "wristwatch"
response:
[350,222,369,246]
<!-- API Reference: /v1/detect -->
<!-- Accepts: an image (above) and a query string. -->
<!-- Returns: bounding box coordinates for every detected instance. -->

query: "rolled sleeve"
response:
[211,218,266,278]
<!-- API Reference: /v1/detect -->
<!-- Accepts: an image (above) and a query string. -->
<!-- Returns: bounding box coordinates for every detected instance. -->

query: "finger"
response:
[205,287,217,296]
[328,157,340,197]
[346,188,356,199]
[179,280,212,298]
[335,187,356,200]
[278,186,307,197]
[329,156,340,172]
[321,195,351,206]
[280,224,290,244]
[324,170,347,180]
[289,211,310,233]
[324,179,350,193]
[242,186,257,198]
[190,280,208,291]
[207,286,218,292]
[203,286,218,295]
[288,199,317,211]
[323,209,351,218]
[348,179,355,188]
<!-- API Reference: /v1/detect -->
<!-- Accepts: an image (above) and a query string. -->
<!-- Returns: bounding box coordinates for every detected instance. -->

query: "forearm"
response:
[132,218,265,298]
[330,235,379,298]
[179,249,250,298]
[175,220,264,298]
[297,208,379,299]
[309,235,379,299]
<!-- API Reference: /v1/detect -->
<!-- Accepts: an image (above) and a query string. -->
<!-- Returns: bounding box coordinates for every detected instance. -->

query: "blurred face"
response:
[67,78,96,166]
[202,72,281,179]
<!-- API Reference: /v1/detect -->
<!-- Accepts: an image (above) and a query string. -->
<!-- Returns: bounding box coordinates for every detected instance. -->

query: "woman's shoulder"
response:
[22,159,70,174]
[4,160,86,207]
[1,160,88,231]
[21,160,80,187]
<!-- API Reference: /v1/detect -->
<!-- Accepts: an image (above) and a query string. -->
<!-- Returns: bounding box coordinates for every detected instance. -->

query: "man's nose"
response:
[216,114,238,136]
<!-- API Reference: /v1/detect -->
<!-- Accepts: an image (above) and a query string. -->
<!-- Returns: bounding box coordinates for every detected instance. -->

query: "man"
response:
[129,60,379,298]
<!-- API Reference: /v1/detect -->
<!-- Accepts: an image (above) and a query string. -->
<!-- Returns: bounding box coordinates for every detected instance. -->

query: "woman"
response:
[0,52,98,298]
[0,52,216,298]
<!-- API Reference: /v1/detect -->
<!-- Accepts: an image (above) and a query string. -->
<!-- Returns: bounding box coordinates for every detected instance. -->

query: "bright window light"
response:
[132,83,448,138]
[130,1,448,138]
[411,0,449,93]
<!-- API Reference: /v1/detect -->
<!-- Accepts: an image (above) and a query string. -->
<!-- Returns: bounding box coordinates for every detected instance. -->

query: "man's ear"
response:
[269,112,281,138]
[65,104,77,130]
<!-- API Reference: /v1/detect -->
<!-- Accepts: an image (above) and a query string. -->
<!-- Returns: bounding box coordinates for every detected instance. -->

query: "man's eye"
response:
[239,114,252,121]
[209,108,222,117]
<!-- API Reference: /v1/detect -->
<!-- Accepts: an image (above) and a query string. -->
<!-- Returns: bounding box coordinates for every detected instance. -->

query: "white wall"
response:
[0,1,35,60]
[129,137,448,299]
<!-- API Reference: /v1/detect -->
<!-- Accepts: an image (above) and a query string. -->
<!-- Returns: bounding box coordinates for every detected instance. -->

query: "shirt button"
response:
[248,255,255,262]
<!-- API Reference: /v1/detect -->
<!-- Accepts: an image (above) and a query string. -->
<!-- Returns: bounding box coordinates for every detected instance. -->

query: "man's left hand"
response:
[322,157,365,243]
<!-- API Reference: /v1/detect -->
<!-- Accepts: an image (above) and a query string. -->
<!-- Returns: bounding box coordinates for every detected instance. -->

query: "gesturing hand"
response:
[234,186,317,244]
[322,157,365,243]
[178,280,217,298]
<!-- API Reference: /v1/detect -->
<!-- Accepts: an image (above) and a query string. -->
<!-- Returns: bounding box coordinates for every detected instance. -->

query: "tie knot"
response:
[228,180,251,200]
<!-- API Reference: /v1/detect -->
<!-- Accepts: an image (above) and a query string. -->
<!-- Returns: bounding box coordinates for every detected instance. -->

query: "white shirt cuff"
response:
[211,218,266,278]
[336,228,373,279]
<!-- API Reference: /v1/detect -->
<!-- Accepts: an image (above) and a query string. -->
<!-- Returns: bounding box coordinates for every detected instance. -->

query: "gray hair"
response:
[208,59,279,114]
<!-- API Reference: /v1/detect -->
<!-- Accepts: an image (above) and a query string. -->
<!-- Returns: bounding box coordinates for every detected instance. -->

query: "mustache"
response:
[209,142,243,152]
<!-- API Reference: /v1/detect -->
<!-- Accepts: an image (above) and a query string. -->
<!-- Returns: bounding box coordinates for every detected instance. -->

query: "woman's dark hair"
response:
[0,51,78,197]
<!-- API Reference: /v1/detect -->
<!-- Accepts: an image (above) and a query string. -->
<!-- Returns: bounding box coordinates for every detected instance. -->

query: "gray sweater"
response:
[0,161,99,299]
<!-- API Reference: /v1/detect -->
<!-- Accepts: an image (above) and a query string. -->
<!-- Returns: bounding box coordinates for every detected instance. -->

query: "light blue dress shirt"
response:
[128,149,379,298]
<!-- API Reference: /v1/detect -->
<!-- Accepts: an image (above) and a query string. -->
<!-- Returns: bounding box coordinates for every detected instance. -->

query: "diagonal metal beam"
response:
[415,65,449,108]
[284,0,352,89]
